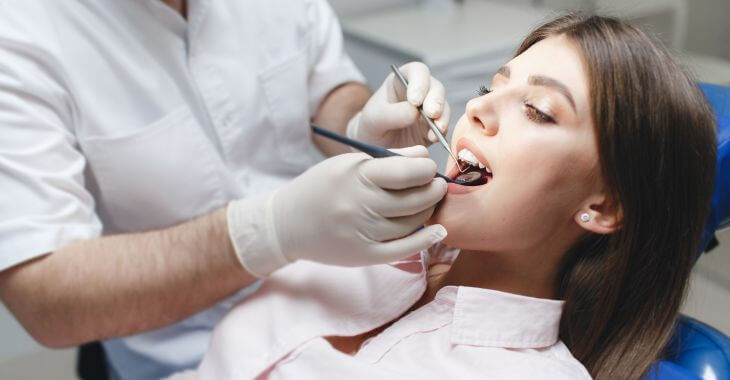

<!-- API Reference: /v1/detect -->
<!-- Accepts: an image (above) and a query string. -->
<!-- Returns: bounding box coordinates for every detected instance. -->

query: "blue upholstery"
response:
[699,83,730,252]
[661,316,730,380]
[647,360,701,380]
[651,83,730,380]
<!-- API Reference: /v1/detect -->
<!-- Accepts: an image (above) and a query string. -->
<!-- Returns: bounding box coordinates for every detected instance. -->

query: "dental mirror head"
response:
[450,147,493,186]
[453,169,489,186]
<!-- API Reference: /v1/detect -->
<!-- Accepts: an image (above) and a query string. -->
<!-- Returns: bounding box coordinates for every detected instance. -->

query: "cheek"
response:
[430,143,598,251]
[497,142,597,220]
[501,130,597,192]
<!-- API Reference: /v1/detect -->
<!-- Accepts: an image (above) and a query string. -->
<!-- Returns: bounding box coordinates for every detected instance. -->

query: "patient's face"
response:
[431,35,602,252]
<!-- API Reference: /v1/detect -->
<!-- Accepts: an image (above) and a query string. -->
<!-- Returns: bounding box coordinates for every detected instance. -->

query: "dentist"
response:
[0,0,450,378]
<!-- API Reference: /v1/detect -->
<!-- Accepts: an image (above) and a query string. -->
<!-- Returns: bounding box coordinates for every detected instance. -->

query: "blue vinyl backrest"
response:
[646,360,701,380]
[663,316,730,380]
[645,84,730,380]
[698,83,730,252]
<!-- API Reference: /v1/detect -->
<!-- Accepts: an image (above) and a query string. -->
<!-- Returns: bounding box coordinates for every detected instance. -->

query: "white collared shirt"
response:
[196,250,592,379]
[0,0,363,378]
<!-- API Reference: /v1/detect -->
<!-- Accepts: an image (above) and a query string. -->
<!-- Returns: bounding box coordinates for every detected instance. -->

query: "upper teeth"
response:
[457,148,491,173]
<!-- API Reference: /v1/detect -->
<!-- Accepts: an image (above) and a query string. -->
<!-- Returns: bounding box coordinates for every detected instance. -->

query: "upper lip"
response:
[448,137,493,178]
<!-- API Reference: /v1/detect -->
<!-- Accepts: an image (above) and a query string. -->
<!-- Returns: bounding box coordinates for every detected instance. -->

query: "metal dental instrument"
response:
[311,125,457,184]
[389,64,466,173]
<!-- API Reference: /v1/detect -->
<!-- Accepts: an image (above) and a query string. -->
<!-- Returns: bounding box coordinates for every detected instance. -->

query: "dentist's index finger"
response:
[369,179,447,218]
[361,155,438,190]
[398,62,431,106]
[428,101,451,143]
[389,145,430,158]
[436,101,451,134]
[423,77,445,119]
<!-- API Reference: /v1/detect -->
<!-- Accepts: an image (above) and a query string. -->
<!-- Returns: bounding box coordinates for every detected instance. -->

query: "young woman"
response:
[184,14,717,380]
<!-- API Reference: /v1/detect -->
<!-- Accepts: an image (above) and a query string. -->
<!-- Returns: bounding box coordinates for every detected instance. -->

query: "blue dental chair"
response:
[647,83,730,380]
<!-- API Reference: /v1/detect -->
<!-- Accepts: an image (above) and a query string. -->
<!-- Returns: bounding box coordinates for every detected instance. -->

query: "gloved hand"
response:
[227,146,448,277]
[346,62,451,149]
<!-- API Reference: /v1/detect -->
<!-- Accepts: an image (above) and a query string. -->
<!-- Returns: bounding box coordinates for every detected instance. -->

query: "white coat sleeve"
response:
[0,6,101,271]
[304,0,366,116]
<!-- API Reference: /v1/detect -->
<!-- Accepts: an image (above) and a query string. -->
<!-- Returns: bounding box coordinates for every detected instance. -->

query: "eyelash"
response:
[524,102,556,124]
[476,84,556,124]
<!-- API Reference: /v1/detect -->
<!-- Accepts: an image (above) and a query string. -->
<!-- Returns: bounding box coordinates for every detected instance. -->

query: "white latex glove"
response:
[346,62,451,149]
[227,146,448,277]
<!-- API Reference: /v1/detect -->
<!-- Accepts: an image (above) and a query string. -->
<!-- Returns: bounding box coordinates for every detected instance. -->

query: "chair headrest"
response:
[699,83,730,252]
[663,315,730,380]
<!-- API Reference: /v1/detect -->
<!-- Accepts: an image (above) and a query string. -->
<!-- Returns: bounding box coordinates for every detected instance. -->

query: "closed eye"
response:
[524,103,555,124]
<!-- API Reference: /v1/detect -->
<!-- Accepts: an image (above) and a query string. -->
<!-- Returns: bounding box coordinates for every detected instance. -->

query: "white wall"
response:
[685,0,730,59]
[0,304,41,362]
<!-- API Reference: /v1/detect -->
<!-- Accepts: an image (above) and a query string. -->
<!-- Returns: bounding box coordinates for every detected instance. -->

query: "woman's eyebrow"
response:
[528,75,576,111]
[494,66,576,111]
[496,65,510,78]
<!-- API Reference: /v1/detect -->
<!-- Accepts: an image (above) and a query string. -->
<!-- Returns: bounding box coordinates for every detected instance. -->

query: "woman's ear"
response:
[574,194,622,234]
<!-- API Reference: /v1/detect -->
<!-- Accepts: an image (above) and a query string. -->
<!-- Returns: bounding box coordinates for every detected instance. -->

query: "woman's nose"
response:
[465,96,498,136]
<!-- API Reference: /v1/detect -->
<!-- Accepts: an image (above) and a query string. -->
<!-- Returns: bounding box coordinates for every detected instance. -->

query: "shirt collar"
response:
[436,285,564,349]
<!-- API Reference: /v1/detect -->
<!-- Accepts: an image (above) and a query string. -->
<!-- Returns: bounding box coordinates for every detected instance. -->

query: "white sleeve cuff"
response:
[227,192,291,278]
[0,224,101,272]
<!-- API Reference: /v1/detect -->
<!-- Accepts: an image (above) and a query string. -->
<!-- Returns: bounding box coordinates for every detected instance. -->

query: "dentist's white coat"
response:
[0,0,363,378]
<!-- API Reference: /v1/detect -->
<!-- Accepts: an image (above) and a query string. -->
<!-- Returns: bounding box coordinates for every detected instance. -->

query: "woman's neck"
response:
[417,246,565,309]
[447,249,560,298]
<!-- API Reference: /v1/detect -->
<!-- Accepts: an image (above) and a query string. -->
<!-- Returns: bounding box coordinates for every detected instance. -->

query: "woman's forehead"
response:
[505,35,590,113]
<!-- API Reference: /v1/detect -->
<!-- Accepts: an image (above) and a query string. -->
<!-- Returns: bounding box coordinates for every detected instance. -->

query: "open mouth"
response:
[449,140,493,187]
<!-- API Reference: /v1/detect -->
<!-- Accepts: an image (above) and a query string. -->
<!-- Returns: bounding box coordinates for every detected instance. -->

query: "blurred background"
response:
[2,0,728,378]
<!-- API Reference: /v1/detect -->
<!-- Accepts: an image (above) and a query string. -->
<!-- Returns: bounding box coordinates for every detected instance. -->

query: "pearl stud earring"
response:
[580,213,591,222]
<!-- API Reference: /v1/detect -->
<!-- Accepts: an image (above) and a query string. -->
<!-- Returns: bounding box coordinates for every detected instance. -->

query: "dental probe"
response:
[312,124,458,184]
[389,64,465,173]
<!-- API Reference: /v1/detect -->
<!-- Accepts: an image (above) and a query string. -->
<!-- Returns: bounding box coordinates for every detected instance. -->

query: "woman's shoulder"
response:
[529,340,593,379]
[446,341,592,379]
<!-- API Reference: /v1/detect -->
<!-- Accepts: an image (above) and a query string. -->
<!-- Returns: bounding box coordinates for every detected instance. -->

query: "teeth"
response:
[457,148,490,173]
[457,148,479,166]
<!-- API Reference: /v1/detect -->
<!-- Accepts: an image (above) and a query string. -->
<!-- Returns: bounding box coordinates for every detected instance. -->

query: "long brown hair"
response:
[513,14,717,379]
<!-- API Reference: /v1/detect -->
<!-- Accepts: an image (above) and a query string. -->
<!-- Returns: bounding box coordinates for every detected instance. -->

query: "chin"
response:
[427,200,475,249]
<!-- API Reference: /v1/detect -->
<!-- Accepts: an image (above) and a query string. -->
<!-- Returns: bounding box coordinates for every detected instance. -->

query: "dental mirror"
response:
[453,170,489,186]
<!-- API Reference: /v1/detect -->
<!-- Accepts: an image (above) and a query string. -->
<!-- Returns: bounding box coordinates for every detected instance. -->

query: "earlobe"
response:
[575,196,622,235]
